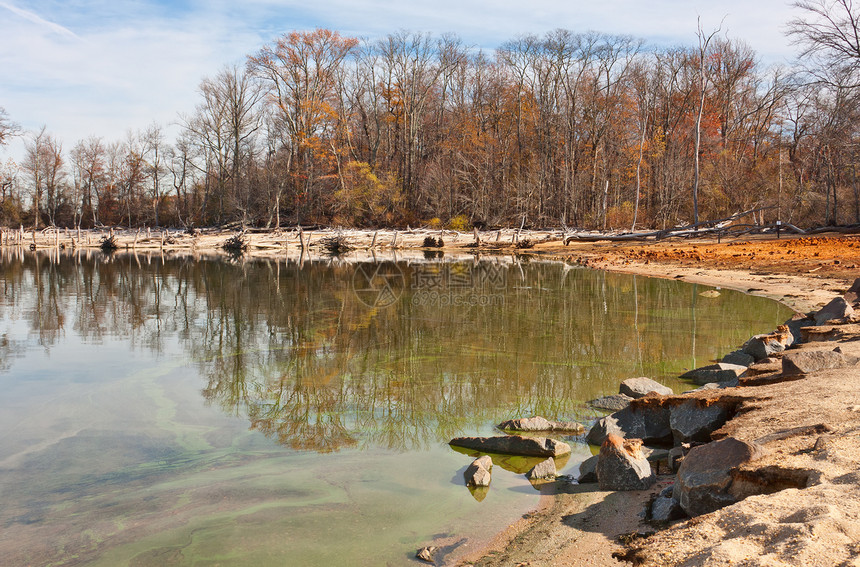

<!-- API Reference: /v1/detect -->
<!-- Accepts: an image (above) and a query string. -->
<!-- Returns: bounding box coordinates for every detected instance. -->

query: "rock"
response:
[463,455,493,486]
[673,437,764,517]
[586,405,672,446]
[578,455,599,483]
[669,400,729,444]
[650,496,686,522]
[741,328,793,361]
[814,297,855,325]
[668,446,686,473]
[526,458,557,481]
[699,289,721,298]
[619,377,673,399]
[680,363,747,386]
[784,314,815,344]
[588,394,634,411]
[597,434,655,491]
[800,324,860,342]
[416,546,437,563]
[449,435,571,457]
[844,277,860,303]
[497,415,584,434]
[721,350,755,367]
[781,348,859,376]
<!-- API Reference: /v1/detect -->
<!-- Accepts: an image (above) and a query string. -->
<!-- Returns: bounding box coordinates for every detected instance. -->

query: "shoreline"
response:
[4,227,859,566]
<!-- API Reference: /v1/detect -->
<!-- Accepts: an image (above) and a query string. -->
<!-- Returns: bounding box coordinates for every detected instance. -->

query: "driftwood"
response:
[563,207,786,244]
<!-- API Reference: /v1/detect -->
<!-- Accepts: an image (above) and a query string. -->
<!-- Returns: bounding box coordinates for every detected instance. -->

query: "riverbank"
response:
[452,235,860,567]
[5,226,859,566]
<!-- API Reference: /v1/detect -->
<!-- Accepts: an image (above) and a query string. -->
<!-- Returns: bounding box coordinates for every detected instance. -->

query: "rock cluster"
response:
[583,278,860,526]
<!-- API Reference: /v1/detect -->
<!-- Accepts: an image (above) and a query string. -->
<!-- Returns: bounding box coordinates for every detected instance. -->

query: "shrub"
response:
[320,234,352,255]
[447,215,470,232]
[222,234,247,255]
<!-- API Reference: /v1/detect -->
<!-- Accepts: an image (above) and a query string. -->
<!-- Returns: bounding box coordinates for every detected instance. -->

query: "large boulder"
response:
[526,457,557,481]
[619,377,673,399]
[497,415,584,434]
[673,437,764,517]
[680,363,747,386]
[586,405,672,446]
[588,394,634,411]
[814,297,855,325]
[464,455,493,486]
[782,348,859,376]
[449,435,571,457]
[578,454,599,483]
[596,434,655,491]
[669,400,729,443]
[742,327,793,361]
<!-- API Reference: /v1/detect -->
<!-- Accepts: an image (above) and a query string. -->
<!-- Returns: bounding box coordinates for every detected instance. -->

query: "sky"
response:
[0,0,804,162]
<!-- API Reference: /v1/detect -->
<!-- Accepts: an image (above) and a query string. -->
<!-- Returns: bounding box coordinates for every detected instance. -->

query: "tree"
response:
[0,107,20,146]
[789,0,860,82]
[23,127,66,228]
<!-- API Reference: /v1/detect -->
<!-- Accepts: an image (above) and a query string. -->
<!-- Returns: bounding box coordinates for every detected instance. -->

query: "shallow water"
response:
[0,250,793,566]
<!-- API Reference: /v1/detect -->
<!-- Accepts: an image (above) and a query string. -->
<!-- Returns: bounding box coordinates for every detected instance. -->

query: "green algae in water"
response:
[0,252,794,566]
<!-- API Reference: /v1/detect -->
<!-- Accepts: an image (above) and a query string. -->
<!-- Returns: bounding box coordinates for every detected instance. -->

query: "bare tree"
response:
[789,0,860,82]
[0,107,20,146]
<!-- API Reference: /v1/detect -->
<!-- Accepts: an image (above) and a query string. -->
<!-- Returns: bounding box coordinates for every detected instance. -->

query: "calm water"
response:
[0,250,793,566]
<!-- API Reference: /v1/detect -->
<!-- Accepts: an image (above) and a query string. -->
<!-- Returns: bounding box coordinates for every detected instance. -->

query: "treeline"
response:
[2,8,860,230]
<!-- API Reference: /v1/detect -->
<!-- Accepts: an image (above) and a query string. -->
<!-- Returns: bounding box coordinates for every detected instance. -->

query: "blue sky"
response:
[1,0,802,160]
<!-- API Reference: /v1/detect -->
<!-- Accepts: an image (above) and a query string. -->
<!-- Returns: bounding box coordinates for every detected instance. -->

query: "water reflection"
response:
[0,249,792,455]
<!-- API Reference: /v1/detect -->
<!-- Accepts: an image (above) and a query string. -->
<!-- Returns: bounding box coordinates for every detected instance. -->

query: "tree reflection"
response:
[0,249,791,453]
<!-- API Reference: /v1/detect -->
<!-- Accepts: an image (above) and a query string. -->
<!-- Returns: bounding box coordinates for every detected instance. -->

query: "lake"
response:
[0,249,793,566]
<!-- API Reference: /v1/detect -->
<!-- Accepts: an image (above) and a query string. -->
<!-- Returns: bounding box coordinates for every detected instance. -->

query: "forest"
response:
[1,0,860,232]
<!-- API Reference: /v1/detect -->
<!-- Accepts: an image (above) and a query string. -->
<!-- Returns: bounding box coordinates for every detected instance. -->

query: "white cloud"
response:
[0,0,801,164]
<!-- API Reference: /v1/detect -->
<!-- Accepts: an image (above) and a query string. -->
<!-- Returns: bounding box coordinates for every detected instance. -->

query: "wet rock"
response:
[597,434,655,491]
[588,394,634,411]
[449,435,571,457]
[526,458,557,481]
[680,363,747,386]
[782,348,859,376]
[578,455,599,483]
[721,350,755,367]
[670,400,729,444]
[673,437,764,517]
[464,455,493,487]
[650,496,686,522]
[814,297,855,325]
[497,415,584,434]
[586,405,672,446]
[416,546,437,563]
[619,377,673,399]
[742,328,793,361]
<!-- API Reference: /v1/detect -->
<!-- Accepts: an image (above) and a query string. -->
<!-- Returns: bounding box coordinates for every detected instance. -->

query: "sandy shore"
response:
[5,226,859,566]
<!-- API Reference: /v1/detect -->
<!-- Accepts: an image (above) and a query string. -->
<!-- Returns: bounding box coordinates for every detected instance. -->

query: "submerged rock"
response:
[597,434,655,491]
[497,415,584,434]
[464,455,493,487]
[673,437,764,517]
[680,363,746,386]
[449,435,571,457]
[416,546,437,563]
[619,377,673,399]
[588,394,634,411]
